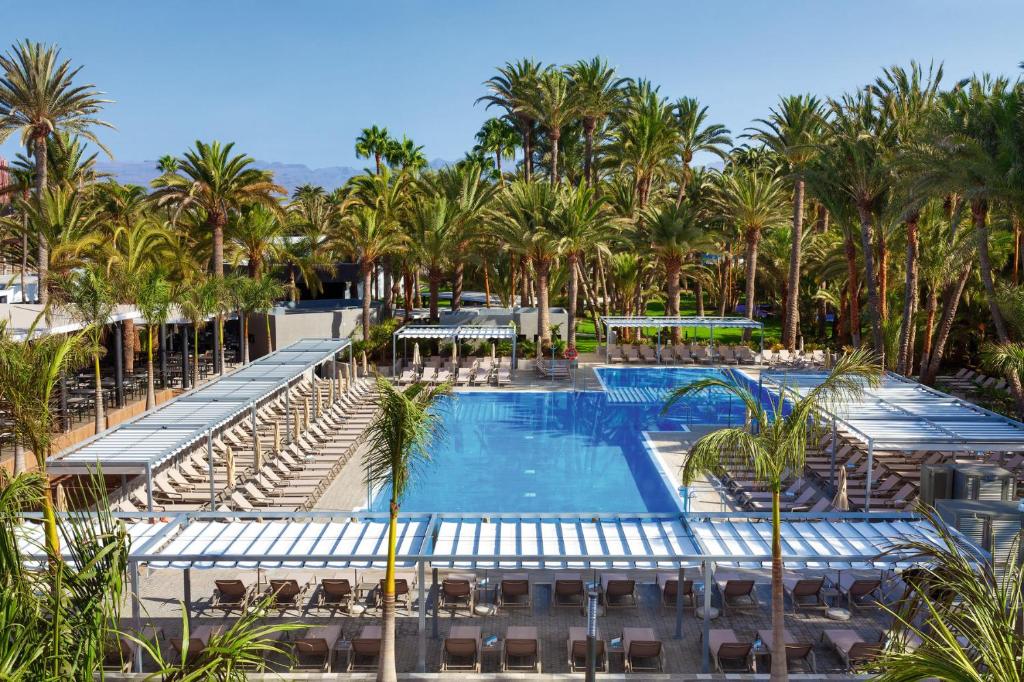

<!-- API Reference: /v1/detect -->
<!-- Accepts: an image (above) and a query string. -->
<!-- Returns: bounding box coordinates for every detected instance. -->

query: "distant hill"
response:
[95,159,406,193]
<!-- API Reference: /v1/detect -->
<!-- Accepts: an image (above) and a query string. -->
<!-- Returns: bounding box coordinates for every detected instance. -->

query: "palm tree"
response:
[673,96,732,202]
[715,167,789,336]
[339,207,406,340]
[409,196,454,322]
[872,508,1023,681]
[0,40,113,304]
[566,57,628,186]
[479,59,545,181]
[384,135,427,172]
[150,140,285,279]
[134,267,173,409]
[236,273,285,362]
[178,276,221,387]
[473,117,518,183]
[663,349,881,682]
[156,154,178,173]
[52,266,115,431]
[363,376,451,682]
[643,200,709,343]
[551,185,615,347]
[524,69,575,185]
[228,203,284,277]
[355,125,393,175]
[17,186,103,297]
[607,87,680,209]
[747,95,826,349]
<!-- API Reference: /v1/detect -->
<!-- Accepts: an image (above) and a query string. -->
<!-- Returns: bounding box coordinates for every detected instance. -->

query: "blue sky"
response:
[3,0,1024,169]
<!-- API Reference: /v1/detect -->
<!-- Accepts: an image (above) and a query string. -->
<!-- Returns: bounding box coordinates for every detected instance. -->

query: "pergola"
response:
[19,509,956,674]
[47,338,353,510]
[759,370,1024,509]
[391,324,518,375]
[601,316,765,363]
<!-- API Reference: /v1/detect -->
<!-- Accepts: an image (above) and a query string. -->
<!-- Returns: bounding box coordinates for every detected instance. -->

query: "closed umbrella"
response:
[491,343,496,361]
[451,341,458,368]
[55,482,66,512]
[273,421,281,453]
[350,356,357,380]
[412,342,421,367]
[253,433,262,471]
[361,351,368,376]
[225,446,236,489]
[832,465,849,511]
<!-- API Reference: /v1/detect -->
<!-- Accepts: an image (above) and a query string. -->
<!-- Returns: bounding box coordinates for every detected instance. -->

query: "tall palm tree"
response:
[473,117,518,183]
[355,125,393,175]
[408,195,454,323]
[524,69,575,185]
[363,377,450,682]
[339,207,406,340]
[384,135,427,172]
[748,95,826,349]
[228,203,284,278]
[715,167,789,336]
[178,275,221,387]
[150,140,285,279]
[134,267,173,409]
[551,185,615,347]
[643,200,709,343]
[52,266,115,432]
[479,59,544,181]
[0,40,112,304]
[234,273,285,363]
[673,96,732,202]
[664,349,881,682]
[566,57,628,186]
[347,168,410,318]
[607,88,680,209]
[17,186,103,295]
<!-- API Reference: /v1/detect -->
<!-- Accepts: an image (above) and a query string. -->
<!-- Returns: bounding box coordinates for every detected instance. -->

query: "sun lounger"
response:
[552,574,585,612]
[657,571,694,610]
[170,625,219,665]
[502,625,540,672]
[783,574,827,613]
[266,578,309,611]
[441,625,481,672]
[497,573,531,610]
[567,626,607,673]
[398,367,418,385]
[440,576,475,614]
[347,625,382,672]
[623,627,663,673]
[456,365,473,385]
[719,346,739,365]
[714,571,760,615]
[294,625,343,672]
[102,635,138,672]
[600,573,637,609]
[638,345,657,363]
[495,366,511,386]
[707,629,753,673]
[735,345,757,364]
[837,572,882,612]
[758,628,816,673]
[315,577,353,612]
[210,579,253,613]
[376,575,414,611]
[242,482,308,509]
[420,366,437,383]
[822,629,883,671]
[673,344,695,364]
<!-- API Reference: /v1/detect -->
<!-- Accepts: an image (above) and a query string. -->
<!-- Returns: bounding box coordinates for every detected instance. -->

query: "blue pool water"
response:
[370,368,757,513]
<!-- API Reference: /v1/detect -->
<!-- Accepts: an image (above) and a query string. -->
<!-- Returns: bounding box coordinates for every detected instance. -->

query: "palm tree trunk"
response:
[921,265,971,385]
[695,278,705,317]
[20,228,27,303]
[718,253,729,317]
[495,152,503,184]
[844,234,861,347]
[743,231,760,341]
[402,270,413,321]
[521,120,532,182]
[771,491,787,682]
[855,205,883,359]
[549,132,560,185]
[896,216,919,375]
[482,258,492,308]
[94,354,104,432]
[877,232,888,323]
[666,259,681,344]
[242,314,250,364]
[123,319,136,374]
[379,499,398,682]
[597,251,610,317]
[583,119,595,186]
[452,260,464,312]
[362,263,373,340]
[13,443,25,475]
[146,328,156,410]
[783,179,805,350]
[382,257,393,319]
[34,135,49,305]
[519,256,530,309]
[566,253,579,347]
[1014,213,1021,285]
[973,201,1024,416]
[193,326,201,387]
[918,285,938,376]
[537,259,551,346]
[576,260,602,344]
[428,270,441,323]
[266,313,274,353]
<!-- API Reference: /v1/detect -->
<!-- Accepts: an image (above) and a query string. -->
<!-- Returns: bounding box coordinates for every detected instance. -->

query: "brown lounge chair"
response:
[838,572,882,612]
[658,572,694,610]
[441,625,481,672]
[316,577,353,612]
[502,625,541,673]
[623,627,663,673]
[822,629,884,672]
[440,576,475,614]
[347,625,382,672]
[210,579,253,612]
[170,625,218,665]
[294,625,343,672]
[567,626,607,673]
[497,573,531,610]
[715,573,760,615]
[377,576,413,611]
[758,628,816,673]
[707,629,753,673]
[102,636,138,672]
[552,574,585,612]
[601,573,638,609]
[783,574,827,614]
[267,578,308,611]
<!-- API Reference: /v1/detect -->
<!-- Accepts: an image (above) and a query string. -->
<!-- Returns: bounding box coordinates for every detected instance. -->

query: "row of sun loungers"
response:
[937,367,1009,396]
[397,357,512,386]
[610,343,759,365]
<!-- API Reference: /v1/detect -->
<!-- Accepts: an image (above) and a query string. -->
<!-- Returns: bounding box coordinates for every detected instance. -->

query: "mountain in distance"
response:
[94,158,451,193]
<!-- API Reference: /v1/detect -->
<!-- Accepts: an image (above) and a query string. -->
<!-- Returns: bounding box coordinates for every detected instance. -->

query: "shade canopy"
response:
[47,338,351,475]
[602,316,763,330]
[394,325,517,341]
[761,371,1024,452]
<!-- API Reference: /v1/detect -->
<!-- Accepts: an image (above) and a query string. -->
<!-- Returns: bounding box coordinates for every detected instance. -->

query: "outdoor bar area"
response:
[601,316,765,363]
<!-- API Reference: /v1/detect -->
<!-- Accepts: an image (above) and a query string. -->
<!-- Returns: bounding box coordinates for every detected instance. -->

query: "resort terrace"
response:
[600,316,766,364]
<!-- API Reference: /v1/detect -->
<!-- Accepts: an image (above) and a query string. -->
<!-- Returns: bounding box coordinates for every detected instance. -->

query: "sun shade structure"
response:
[391,324,518,375]
[47,338,352,508]
[759,370,1024,509]
[601,316,764,363]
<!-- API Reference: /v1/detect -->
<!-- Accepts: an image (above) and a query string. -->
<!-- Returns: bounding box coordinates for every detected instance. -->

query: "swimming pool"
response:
[369,368,755,514]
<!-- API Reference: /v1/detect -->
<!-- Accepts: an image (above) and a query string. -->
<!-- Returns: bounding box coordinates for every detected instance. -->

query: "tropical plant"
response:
[473,117,518,182]
[338,207,406,340]
[642,200,709,343]
[478,59,545,181]
[177,276,221,387]
[133,267,173,409]
[355,125,394,175]
[566,57,628,186]
[663,349,882,682]
[363,376,451,682]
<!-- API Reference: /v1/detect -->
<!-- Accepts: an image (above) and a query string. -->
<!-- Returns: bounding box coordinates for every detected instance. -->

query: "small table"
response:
[480,635,502,670]
[751,642,771,673]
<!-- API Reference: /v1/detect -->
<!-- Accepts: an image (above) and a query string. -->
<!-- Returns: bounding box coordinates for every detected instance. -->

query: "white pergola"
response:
[43,508,957,674]
[47,338,353,510]
[601,316,765,363]
[760,370,1024,509]
[391,324,518,375]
